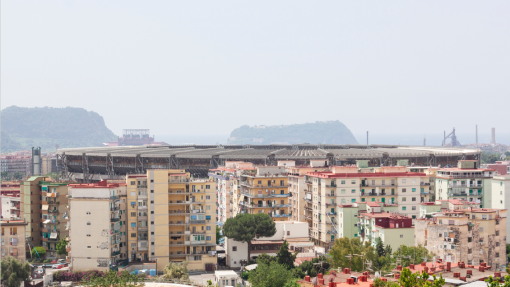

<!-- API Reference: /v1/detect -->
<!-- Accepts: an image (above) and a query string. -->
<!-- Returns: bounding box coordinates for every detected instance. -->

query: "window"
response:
[151,211,154,214]
[233,246,237,251]
[131,212,136,217]
[496,253,500,258]
[131,192,136,196]
[206,205,211,210]
[150,190,154,193]
[351,180,356,184]
[402,207,406,211]
[402,197,406,202]
[412,179,416,183]
[400,235,403,238]
[341,189,346,194]
[206,185,210,189]
[206,226,211,231]
[206,195,211,200]
[402,179,406,183]
[206,236,211,241]
[151,221,154,225]
[351,189,356,193]
[402,188,406,193]
[412,188,416,192]
[287,231,290,236]
[480,227,483,232]
[412,197,416,201]
[412,206,416,210]
[87,246,91,248]
[496,242,500,247]
[438,233,442,237]
[496,231,500,236]
[87,222,91,225]
[131,181,136,185]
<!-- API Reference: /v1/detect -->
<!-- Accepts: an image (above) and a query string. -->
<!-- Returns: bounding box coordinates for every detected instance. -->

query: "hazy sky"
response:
[2,1,509,138]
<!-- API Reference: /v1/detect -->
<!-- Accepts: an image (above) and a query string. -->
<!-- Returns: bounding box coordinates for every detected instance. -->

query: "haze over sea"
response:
[158,133,510,147]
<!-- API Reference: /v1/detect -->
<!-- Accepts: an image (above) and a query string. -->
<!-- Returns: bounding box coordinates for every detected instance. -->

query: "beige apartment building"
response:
[68,181,127,271]
[21,176,69,258]
[1,219,28,262]
[286,163,329,223]
[127,170,217,273]
[306,166,428,251]
[237,166,291,221]
[415,208,507,270]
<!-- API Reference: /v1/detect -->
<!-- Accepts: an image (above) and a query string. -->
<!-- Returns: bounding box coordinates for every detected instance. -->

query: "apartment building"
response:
[1,181,21,197]
[359,207,414,251]
[306,167,427,251]
[435,160,494,208]
[337,202,399,241]
[68,181,127,271]
[1,219,28,262]
[127,170,217,273]
[21,176,69,258]
[287,163,329,223]
[491,175,510,242]
[209,166,237,224]
[415,208,507,269]
[237,166,291,221]
[1,196,21,219]
[224,221,311,268]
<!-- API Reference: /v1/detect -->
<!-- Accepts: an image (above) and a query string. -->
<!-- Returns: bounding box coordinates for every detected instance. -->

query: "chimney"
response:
[305,276,310,282]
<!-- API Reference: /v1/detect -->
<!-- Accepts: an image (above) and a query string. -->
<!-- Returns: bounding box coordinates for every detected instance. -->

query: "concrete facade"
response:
[415,208,507,269]
[1,219,28,262]
[68,181,127,271]
[491,175,510,243]
[1,196,21,219]
[22,176,69,258]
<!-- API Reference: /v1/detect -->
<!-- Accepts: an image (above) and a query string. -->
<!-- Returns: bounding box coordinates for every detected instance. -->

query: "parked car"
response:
[52,264,65,269]
[57,259,66,263]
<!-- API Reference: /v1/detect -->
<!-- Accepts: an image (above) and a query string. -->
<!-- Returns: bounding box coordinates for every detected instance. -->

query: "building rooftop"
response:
[307,172,426,178]
[69,180,126,189]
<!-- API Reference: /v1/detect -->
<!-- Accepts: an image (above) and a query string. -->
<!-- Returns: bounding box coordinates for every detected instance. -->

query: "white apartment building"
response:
[1,196,21,219]
[224,221,311,268]
[68,181,127,271]
[435,160,494,208]
[491,175,510,243]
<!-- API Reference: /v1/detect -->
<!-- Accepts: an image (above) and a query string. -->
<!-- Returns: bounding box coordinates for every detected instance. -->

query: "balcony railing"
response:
[111,251,121,256]
[111,217,120,222]
[137,185,148,188]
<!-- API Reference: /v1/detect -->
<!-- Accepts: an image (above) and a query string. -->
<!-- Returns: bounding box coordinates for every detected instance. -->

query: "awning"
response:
[50,233,58,239]
[290,242,314,247]
[43,219,50,224]
[42,205,49,211]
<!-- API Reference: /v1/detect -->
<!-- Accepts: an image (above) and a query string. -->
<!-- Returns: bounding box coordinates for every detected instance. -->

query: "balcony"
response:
[137,185,148,188]
[168,201,190,205]
[240,192,291,199]
[190,220,206,224]
[169,210,191,215]
[324,193,335,197]
[111,251,121,257]
[138,193,148,199]
[111,217,120,223]
[137,205,148,210]
[48,210,60,214]
[111,229,121,234]
[325,184,337,188]
[191,240,206,245]
[169,221,189,226]
[326,212,336,216]
[270,214,291,218]
[110,195,120,201]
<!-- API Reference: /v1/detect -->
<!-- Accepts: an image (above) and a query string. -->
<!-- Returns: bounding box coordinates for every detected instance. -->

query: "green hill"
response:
[227,121,358,145]
[1,106,117,153]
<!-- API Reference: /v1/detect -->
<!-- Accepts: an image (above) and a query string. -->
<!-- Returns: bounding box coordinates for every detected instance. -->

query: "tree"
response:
[248,262,297,287]
[56,238,68,256]
[329,237,375,271]
[398,268,445,287]
[1,256,32,287]
[216,226,222,245]
[282,279,300,287]
[31,246,47,258]
[277,240,297,270]
[256,253,277,266]
[162,261,189,281]
[391,245,433,267]
[484,266,510,287]
[384,244,392,258]
[83,270,144,287]
[295,256,330,279]
[223,213,276,261]
[375,237,385,257]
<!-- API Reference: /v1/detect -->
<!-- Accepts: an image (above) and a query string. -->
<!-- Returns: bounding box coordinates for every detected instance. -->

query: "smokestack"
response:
[491,128,496,145]
[367,131,369,145]
[476,125,478,146]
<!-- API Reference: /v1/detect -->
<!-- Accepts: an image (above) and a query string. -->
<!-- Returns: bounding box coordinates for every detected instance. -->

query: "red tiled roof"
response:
[366,202,381,207]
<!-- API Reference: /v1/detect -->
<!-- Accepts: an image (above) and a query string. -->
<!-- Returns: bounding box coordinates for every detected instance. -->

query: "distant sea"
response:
[157,133,510,147]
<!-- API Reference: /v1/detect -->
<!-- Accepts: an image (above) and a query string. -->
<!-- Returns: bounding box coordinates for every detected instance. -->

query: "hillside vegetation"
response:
[227,121,358,145]
[1,106,117,153]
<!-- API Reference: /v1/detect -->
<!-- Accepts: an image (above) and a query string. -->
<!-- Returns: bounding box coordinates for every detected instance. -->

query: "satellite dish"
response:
[375,272,380,278]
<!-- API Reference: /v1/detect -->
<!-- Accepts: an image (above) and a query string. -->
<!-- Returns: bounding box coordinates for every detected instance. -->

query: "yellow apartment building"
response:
[127,170,217,272]
[237,166,291,221]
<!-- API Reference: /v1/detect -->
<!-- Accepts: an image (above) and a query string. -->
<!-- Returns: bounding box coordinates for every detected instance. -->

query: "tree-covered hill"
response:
[1,106,117,153]
[227,121,358,145]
